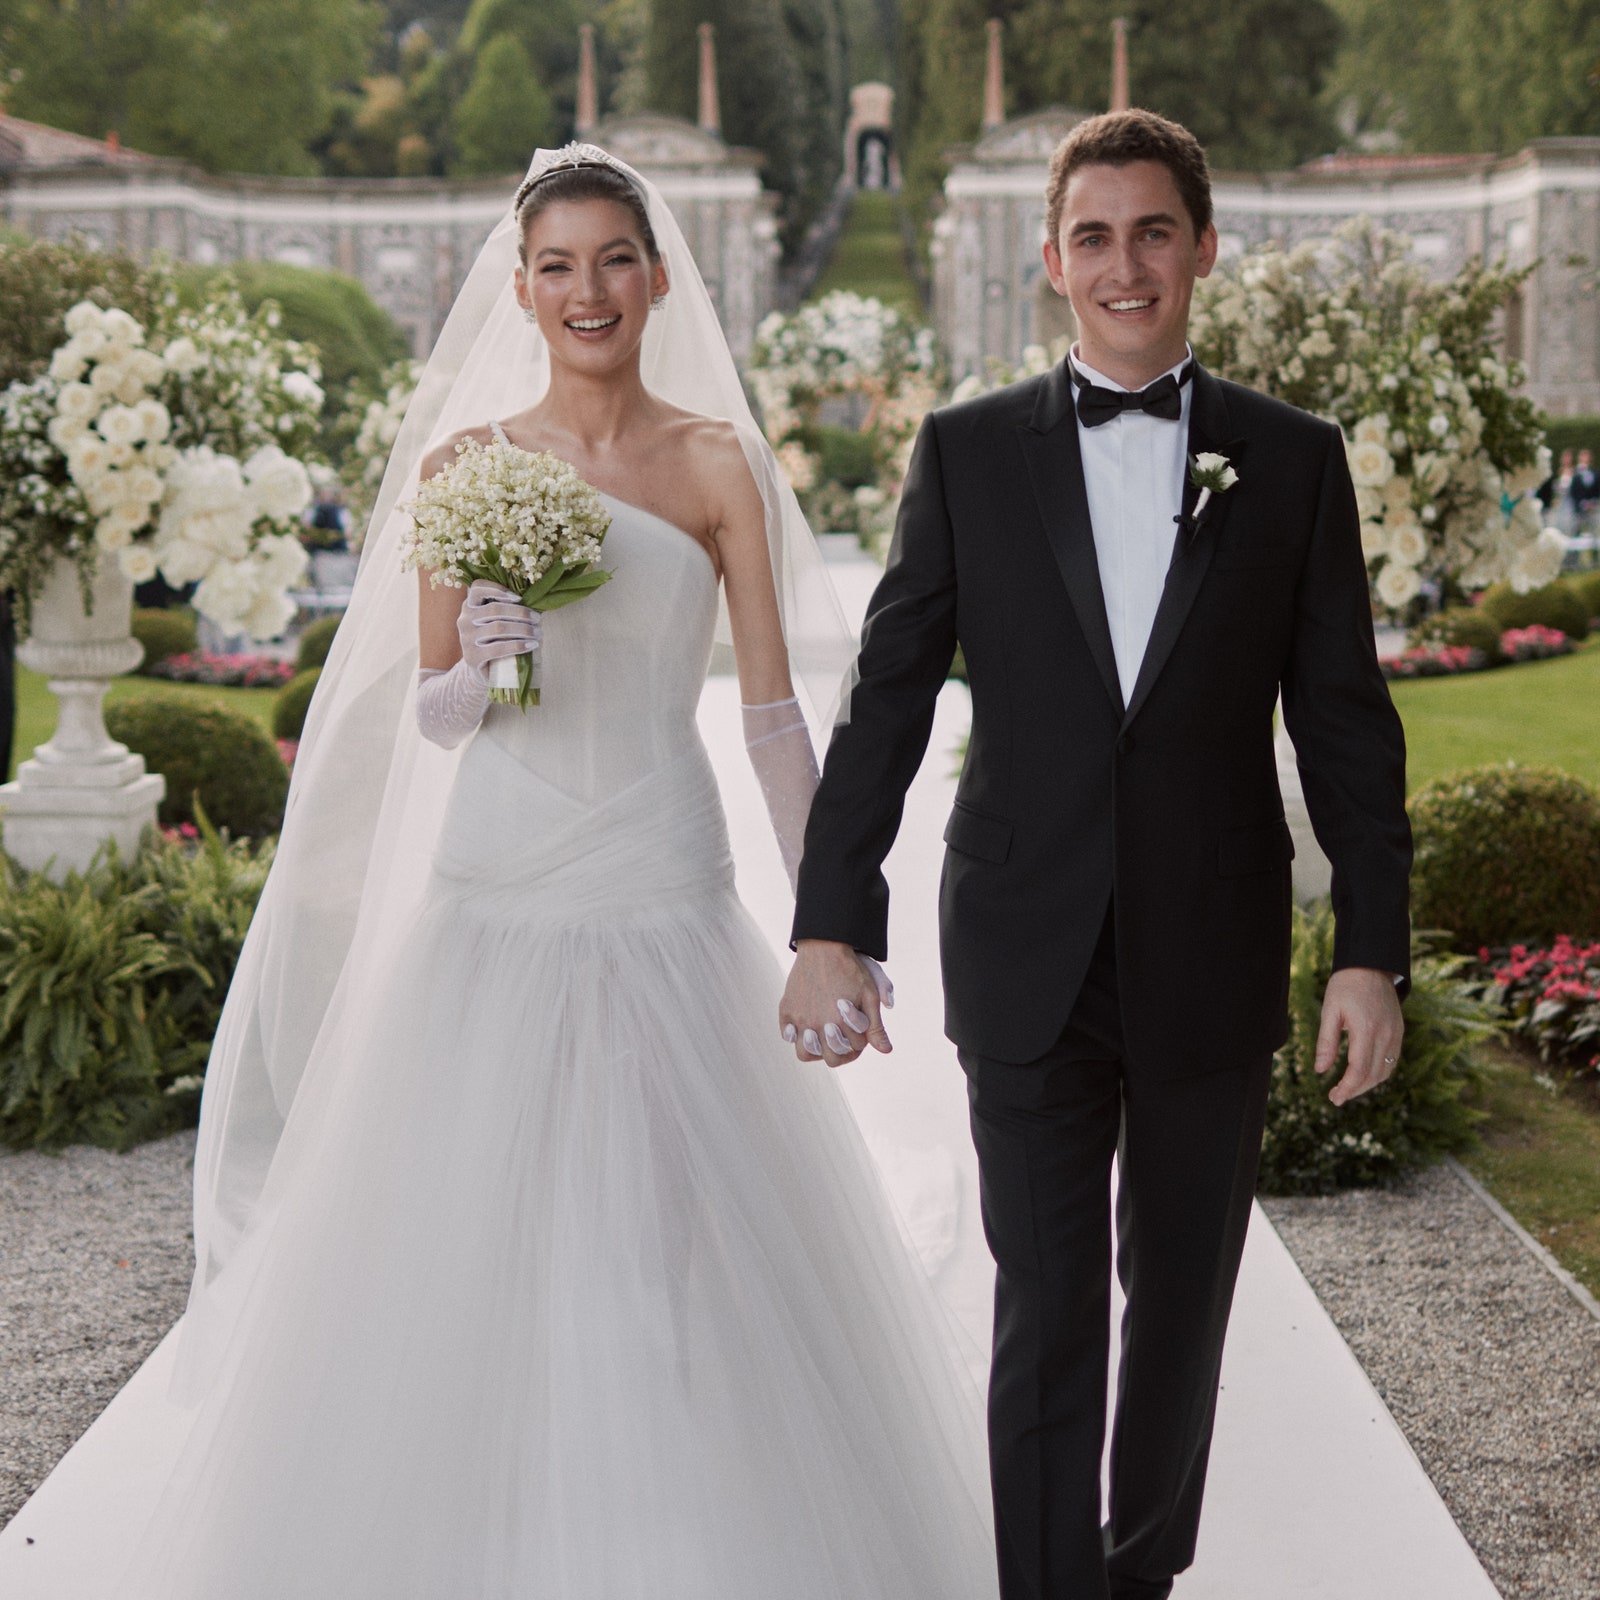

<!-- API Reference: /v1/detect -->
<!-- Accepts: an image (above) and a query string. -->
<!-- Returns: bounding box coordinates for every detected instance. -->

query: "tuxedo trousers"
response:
[959,906,1271,1600]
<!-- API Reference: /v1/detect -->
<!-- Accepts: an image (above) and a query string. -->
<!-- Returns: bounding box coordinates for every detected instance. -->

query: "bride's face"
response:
[515,199,668,377]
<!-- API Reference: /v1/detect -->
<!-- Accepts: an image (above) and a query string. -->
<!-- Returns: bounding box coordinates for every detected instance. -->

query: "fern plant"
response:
[0,810,274,1151]
[1259,902,1499,1195]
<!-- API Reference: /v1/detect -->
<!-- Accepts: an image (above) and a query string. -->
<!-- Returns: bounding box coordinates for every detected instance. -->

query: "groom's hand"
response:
[1314,966,1405,1106]
[780,940,894,1067]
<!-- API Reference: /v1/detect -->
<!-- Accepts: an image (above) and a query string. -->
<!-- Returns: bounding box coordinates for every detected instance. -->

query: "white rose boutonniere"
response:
[1189,452,1239,522]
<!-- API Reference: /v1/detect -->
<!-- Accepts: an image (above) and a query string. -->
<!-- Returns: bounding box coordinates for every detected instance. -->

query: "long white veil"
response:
[173,144,858,1397]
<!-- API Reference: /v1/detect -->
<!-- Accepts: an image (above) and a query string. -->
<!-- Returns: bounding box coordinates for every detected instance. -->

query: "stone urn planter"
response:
[0,552,164,877]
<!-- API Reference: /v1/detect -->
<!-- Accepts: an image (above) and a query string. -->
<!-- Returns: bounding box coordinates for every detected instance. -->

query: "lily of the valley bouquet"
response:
[401,437,612,708]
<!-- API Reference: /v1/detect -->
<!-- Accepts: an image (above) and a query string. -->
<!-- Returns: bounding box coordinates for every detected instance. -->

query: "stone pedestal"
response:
[1,555,165,878]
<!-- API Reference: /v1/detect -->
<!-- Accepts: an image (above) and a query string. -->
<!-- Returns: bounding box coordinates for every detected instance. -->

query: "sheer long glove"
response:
[744,697,892,1057]
[415,581,542,749]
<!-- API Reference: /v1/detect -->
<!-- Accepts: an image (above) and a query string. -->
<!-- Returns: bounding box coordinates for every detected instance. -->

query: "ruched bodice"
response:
[471,491,720,805]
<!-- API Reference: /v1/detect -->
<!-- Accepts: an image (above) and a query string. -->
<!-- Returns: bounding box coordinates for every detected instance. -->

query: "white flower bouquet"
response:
[401,437,613,708]
[0,288,321,640]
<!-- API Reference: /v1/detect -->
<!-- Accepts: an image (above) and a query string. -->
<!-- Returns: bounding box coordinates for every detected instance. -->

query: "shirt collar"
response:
[1069,343,1194,395]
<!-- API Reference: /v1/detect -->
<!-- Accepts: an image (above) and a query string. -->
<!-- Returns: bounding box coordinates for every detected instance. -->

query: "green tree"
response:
[646,0,847,252]
[451,30,556,174]
[1326,0,1600,152]
[4,0,379,175]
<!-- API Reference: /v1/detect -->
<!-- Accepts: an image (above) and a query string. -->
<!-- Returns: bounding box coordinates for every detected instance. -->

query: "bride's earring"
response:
[651,294,667,312]
[520,306,536,324]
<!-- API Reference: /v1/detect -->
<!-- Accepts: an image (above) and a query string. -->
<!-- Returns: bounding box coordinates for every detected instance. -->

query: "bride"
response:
[106,146,998,1597]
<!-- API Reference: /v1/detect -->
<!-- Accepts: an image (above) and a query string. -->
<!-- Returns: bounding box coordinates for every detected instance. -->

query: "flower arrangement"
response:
[1498,624,1574,663]
[401,437,613,708]
[1190,219,1554,619]
[145,651,298,688]
[0,286,322,639]
[750,291,942,525]
[1478,938,1600,1073]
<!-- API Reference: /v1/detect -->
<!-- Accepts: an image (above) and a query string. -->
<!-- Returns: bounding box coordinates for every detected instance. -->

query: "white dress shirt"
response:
[1070,346,1194,706]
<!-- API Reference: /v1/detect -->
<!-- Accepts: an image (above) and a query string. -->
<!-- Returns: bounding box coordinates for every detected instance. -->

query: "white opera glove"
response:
[415,581,542,749]
[415,660,489,749]
[457,578,542,675]
[742,696,819,894]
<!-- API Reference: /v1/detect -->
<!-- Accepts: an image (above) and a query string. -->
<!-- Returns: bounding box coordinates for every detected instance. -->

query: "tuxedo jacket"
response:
[791,359,1413,1076]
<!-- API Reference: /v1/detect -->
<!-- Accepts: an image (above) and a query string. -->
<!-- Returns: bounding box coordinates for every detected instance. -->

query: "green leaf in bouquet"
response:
[522,559,569,607]
[538,569,614,610]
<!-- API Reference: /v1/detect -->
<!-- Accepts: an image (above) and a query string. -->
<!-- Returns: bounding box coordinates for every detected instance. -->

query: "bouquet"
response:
[401,436,613,708]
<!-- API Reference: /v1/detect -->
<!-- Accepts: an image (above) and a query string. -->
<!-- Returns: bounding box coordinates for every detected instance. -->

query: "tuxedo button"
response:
[1117,735,1135,756]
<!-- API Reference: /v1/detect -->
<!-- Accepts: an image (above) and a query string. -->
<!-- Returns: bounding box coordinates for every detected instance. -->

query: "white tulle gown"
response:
[114,496,998,1600]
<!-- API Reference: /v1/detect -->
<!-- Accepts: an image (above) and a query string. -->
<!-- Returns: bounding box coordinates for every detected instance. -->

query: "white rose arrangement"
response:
[0,289,320,639]
[400,438,613,709]
[1190,219,1552,619]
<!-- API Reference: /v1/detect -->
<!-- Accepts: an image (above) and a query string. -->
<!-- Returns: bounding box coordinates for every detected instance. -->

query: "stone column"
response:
[982,21,1005,131]
[576,24,598,138]
[0,556,164,878]
[697,24,720,137]
[1111,19,1130,112]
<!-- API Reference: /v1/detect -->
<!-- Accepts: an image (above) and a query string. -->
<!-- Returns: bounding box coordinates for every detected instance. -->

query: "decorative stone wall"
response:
[933,117,1600,416]
[0,111,780,366]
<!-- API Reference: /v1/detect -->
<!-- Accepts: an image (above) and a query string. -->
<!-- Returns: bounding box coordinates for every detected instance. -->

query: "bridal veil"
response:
[175,144,858,1396]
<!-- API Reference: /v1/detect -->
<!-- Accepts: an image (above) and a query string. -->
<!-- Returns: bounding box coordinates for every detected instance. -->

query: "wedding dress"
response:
[111,486,998,1598]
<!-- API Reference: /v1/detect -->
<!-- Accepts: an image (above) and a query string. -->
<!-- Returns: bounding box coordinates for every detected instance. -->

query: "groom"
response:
[781,109,1411,1599]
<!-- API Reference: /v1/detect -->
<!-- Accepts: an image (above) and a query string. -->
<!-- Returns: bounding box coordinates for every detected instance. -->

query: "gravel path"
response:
[3,1138,1596,1598]
[1263,1162,1600,1600]
[0,1131,196,1527]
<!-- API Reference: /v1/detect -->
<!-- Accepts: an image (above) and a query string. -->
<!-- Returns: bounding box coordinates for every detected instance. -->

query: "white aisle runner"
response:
[0,551,1498,1598]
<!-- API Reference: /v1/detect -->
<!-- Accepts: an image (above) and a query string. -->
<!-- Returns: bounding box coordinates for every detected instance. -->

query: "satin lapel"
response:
[1017,361,1124,717]
[1120,366,1241,730]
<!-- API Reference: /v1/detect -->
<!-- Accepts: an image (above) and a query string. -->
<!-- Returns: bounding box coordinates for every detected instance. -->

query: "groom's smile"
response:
[1042,158,1218,390]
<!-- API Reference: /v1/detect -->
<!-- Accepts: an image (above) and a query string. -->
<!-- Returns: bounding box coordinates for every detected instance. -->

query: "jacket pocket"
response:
[1217,817,1295,876]
[944,801,1013,864]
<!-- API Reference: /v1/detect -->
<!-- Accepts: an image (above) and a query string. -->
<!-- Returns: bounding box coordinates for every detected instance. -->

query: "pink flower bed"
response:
[1499,624,1574,663]
[148,652,296,689]
[1480,937,1600,1072]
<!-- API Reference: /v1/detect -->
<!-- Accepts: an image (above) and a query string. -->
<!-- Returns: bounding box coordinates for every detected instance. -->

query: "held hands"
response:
[458,579,541,676]
[779,940,895,1067]
[1314,967,1406,1106]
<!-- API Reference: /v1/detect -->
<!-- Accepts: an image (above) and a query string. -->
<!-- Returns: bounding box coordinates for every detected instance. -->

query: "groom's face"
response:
[1043,159,1217,387]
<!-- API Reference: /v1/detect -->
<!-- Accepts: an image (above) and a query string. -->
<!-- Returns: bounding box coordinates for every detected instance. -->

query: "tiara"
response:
[513,143,639,217]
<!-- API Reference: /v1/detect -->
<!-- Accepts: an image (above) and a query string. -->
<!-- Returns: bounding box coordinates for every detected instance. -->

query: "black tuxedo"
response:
[792,359,1411,1598]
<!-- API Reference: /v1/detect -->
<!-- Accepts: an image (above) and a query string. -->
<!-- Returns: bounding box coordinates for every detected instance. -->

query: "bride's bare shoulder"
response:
[661,407,756,497]
[419,423,496,483]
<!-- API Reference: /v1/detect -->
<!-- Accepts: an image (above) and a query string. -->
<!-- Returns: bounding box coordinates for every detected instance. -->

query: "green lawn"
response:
[1389,636,1600,792]
[1463,1041,1600,1296]
[807,191,923,317]
[10,665,279,782]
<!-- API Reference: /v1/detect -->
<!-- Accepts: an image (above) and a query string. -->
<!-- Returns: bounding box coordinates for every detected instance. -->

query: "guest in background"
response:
[1570,448,1599,532]
[1539,447,1573,528]
[305,483,351,551]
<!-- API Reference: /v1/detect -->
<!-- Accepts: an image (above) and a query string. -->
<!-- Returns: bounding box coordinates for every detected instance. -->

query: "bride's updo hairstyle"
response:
[514,163,662,266]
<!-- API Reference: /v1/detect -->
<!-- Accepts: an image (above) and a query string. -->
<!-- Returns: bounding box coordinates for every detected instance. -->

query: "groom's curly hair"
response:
[1045,110,1213,243]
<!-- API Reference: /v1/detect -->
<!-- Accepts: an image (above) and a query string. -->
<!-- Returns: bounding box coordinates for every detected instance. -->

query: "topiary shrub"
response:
[273,668,321,740]
[1258,903,1493,1195]
[1409,763,1600,951]
[130,608,199,674]
[295,614,341,673]
[1567,570,1600,624]
[1479,581,1590,641]
[1409,605,1504,664]
[106,694,288,836]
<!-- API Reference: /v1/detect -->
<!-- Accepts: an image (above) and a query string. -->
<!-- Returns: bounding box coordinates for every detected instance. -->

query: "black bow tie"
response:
[1071,360,1193,427]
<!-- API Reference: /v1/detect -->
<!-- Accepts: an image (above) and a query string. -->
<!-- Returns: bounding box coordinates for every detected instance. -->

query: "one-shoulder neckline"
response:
[487,420,718,585]
[595,491,719,585]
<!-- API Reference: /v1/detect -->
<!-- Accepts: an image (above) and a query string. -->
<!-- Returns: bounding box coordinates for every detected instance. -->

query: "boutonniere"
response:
[1176,451,1239,544]
[1190,452,1239,520]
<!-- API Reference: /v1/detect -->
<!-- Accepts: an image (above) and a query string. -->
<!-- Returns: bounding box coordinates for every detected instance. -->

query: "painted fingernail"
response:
[782,1024,797,1043]
[825,1025,850,1052]
[803,1030,822,1056]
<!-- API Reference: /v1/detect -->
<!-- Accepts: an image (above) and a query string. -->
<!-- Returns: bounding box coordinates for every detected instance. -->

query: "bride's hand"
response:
[458,579,541,675]
[780,940,893,1067]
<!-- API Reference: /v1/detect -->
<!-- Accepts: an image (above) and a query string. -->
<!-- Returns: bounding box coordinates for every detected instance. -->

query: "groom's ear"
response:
[1042,235,1069,299]
[1195,221,1219,281]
